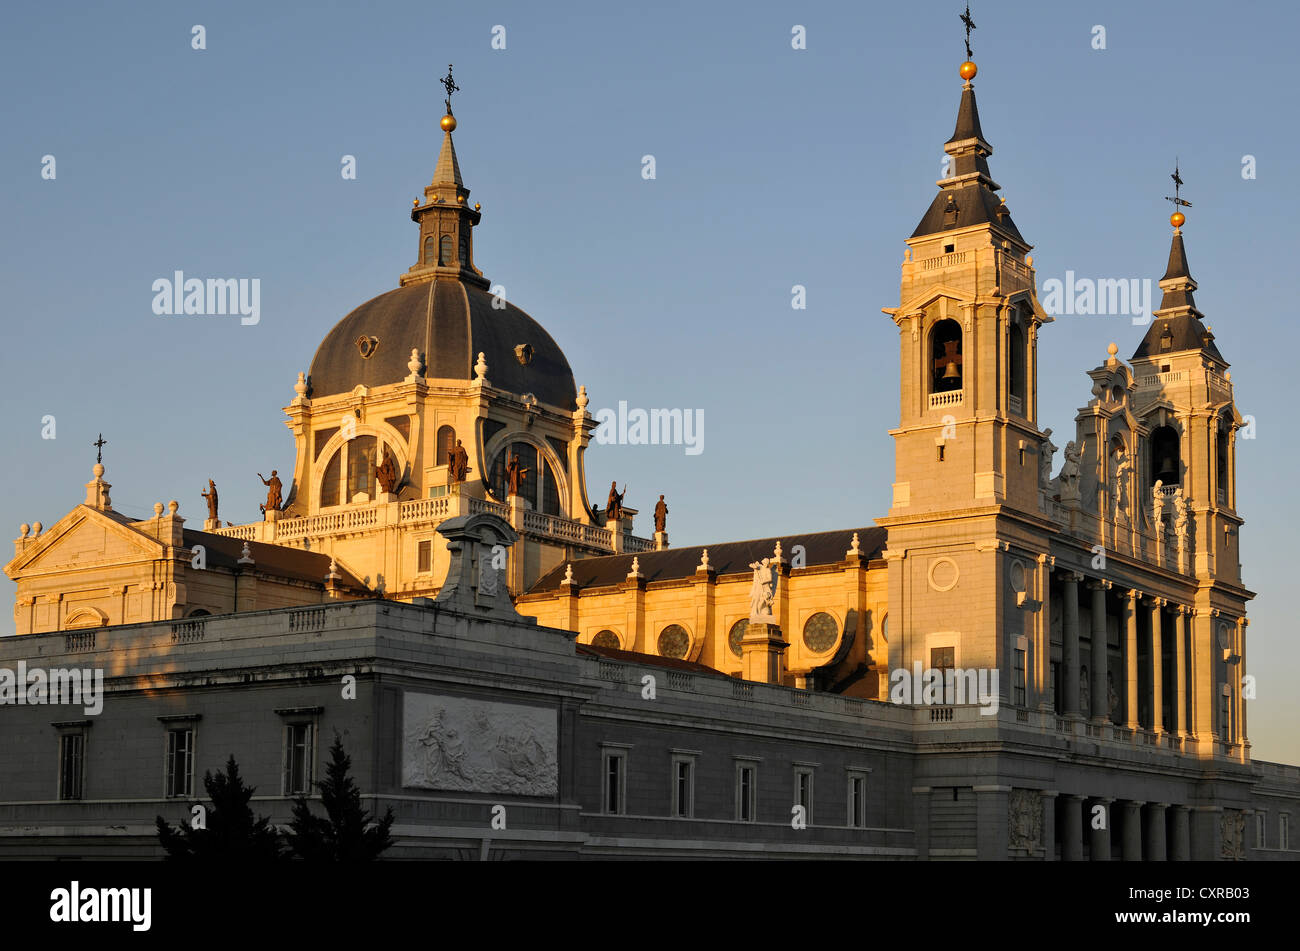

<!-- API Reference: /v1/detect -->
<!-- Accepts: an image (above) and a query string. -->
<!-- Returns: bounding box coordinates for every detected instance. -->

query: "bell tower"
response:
[881,54,1049,520]
[1129,181,1244,587]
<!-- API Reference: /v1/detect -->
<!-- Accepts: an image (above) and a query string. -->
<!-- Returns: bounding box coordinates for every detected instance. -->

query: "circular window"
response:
[658,624,690,659]
[1217,623,1231,650]
[592,630,620,649]
[728,618,748,658]
[880,614,889,643]
[802,612,839,653]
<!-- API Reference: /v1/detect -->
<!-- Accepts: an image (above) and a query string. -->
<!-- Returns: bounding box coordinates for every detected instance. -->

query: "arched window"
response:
[930,319,962,393]
[592,630,620,649]
[320,435,391,507]
[438,234,453,266]
[489,441,563,515]
[423,236,436,264]
[1149,425,1180,487]
[1216,420,1230,504]
[436,425,456,469]
[1008,321,1025,404]
[320,448,342,507]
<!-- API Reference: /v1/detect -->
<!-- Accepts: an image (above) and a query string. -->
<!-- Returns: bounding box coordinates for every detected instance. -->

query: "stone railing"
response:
[929,390,963,410]
[998,253,1034,293]
[468,498,509,518]
[64,630,96,652]
[623,534,655,553]
[275,507,379,540]
[214,523,259,541]
[922,250,968,270]
[399,497,451,522]
[170,620,205,643]
[1136,370,1186,389]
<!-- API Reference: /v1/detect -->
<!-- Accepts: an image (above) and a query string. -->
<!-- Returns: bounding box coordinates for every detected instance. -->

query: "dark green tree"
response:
[155,755,284,860]
[285,732,395,860]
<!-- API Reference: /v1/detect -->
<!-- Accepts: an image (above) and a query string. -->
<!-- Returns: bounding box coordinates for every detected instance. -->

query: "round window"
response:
[657,624,690,659]
[802,612,838,653]
[728,618,748,658]
[592,630,620,649]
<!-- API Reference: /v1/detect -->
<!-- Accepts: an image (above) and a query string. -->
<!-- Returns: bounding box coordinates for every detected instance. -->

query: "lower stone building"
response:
[0,514,1293,860]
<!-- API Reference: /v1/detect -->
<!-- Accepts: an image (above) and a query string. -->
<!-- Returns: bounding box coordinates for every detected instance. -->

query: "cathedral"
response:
[2,49,1296,861]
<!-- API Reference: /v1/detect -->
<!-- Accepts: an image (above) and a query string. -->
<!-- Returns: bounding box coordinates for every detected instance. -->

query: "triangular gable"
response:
[4,505,166,577]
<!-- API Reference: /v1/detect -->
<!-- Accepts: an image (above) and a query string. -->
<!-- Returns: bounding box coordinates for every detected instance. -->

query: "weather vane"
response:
[960,2,977,59]
[440,64,460,115]
[93,433,106,464]
[1164,160,1192,210]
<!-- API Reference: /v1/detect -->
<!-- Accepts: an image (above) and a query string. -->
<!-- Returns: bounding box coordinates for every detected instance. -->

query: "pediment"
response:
[5,506,165,577]
[897,285,970,318]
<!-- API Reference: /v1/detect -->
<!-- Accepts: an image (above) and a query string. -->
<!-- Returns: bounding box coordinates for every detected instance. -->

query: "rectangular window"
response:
[283,723,314,796]
[848,774,867,828]
[1013,649,1027,707]
[930,646,955,671]
[736,764,757,822]
[165,728,194,798]
[672,758,694,818]
[603,751,626,815]
[1219,692,1232,743]
[58,733,85,801]
[1256,812,1266,849]
[417,540,432,574]
[795,768,814,824]
[1282,815,1291,852]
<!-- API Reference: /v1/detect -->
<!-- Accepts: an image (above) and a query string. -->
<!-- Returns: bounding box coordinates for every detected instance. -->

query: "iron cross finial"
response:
[93,433,106,464]
[960,2,977,59]
[440,64,460,114]
[1165,160,1192,208]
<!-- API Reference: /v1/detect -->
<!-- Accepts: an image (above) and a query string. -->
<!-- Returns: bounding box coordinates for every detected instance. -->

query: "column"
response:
[1150,598,1164,736]
[1037,555,1054,711]
[1145,803,1168,861]
[1089,798,1113,861]
[911,786,932,861]
[1089,581,1109,722]
[1122,801,1144,860]
[1124,590,1140,730]
[974,785,1011,861]
[1174,606,1188,739]
[1062,573,1081,716]
[1041,791,1057,861]
[1061,795,1085,862]
[1169,805,1191,861]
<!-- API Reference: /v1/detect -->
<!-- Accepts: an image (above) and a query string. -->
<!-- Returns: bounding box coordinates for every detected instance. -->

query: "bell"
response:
[942,360,960,382]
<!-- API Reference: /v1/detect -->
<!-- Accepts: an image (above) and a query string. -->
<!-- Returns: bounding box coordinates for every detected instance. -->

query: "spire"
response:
[1132,168,1224,364]
[910,49,1025,245]
[401,65,487,288]
[432,128,463,187]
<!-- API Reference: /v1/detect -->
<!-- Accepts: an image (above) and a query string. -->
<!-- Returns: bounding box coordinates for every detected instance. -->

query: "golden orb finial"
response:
[1170,210,1185,229]
[440,113,457,132]
[960,60,977,81]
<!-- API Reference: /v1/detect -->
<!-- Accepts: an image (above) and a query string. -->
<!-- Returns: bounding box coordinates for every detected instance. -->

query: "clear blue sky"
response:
[2,0,1296,762]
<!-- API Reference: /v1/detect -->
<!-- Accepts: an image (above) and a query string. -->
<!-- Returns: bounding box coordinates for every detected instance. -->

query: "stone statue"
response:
[605,481,625,522]
[201,479,219,521]
[375,449,398,495]
[1110,447,1132,521]
[1173,494,1189,537]
[1106,670,1119,719]
[449,440,471,484]
[1038,428,1057,489]
[1007,789,1042,851]
[748,558,777,622]
[654,494,668,533]
[505,454,530,497]
[258,470,283,512]
[1058,441,1081,502]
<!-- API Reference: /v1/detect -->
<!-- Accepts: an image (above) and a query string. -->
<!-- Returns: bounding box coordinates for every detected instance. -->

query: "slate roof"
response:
[307,278,577,410]
[528,526,887,593]
[181,528,367,588]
